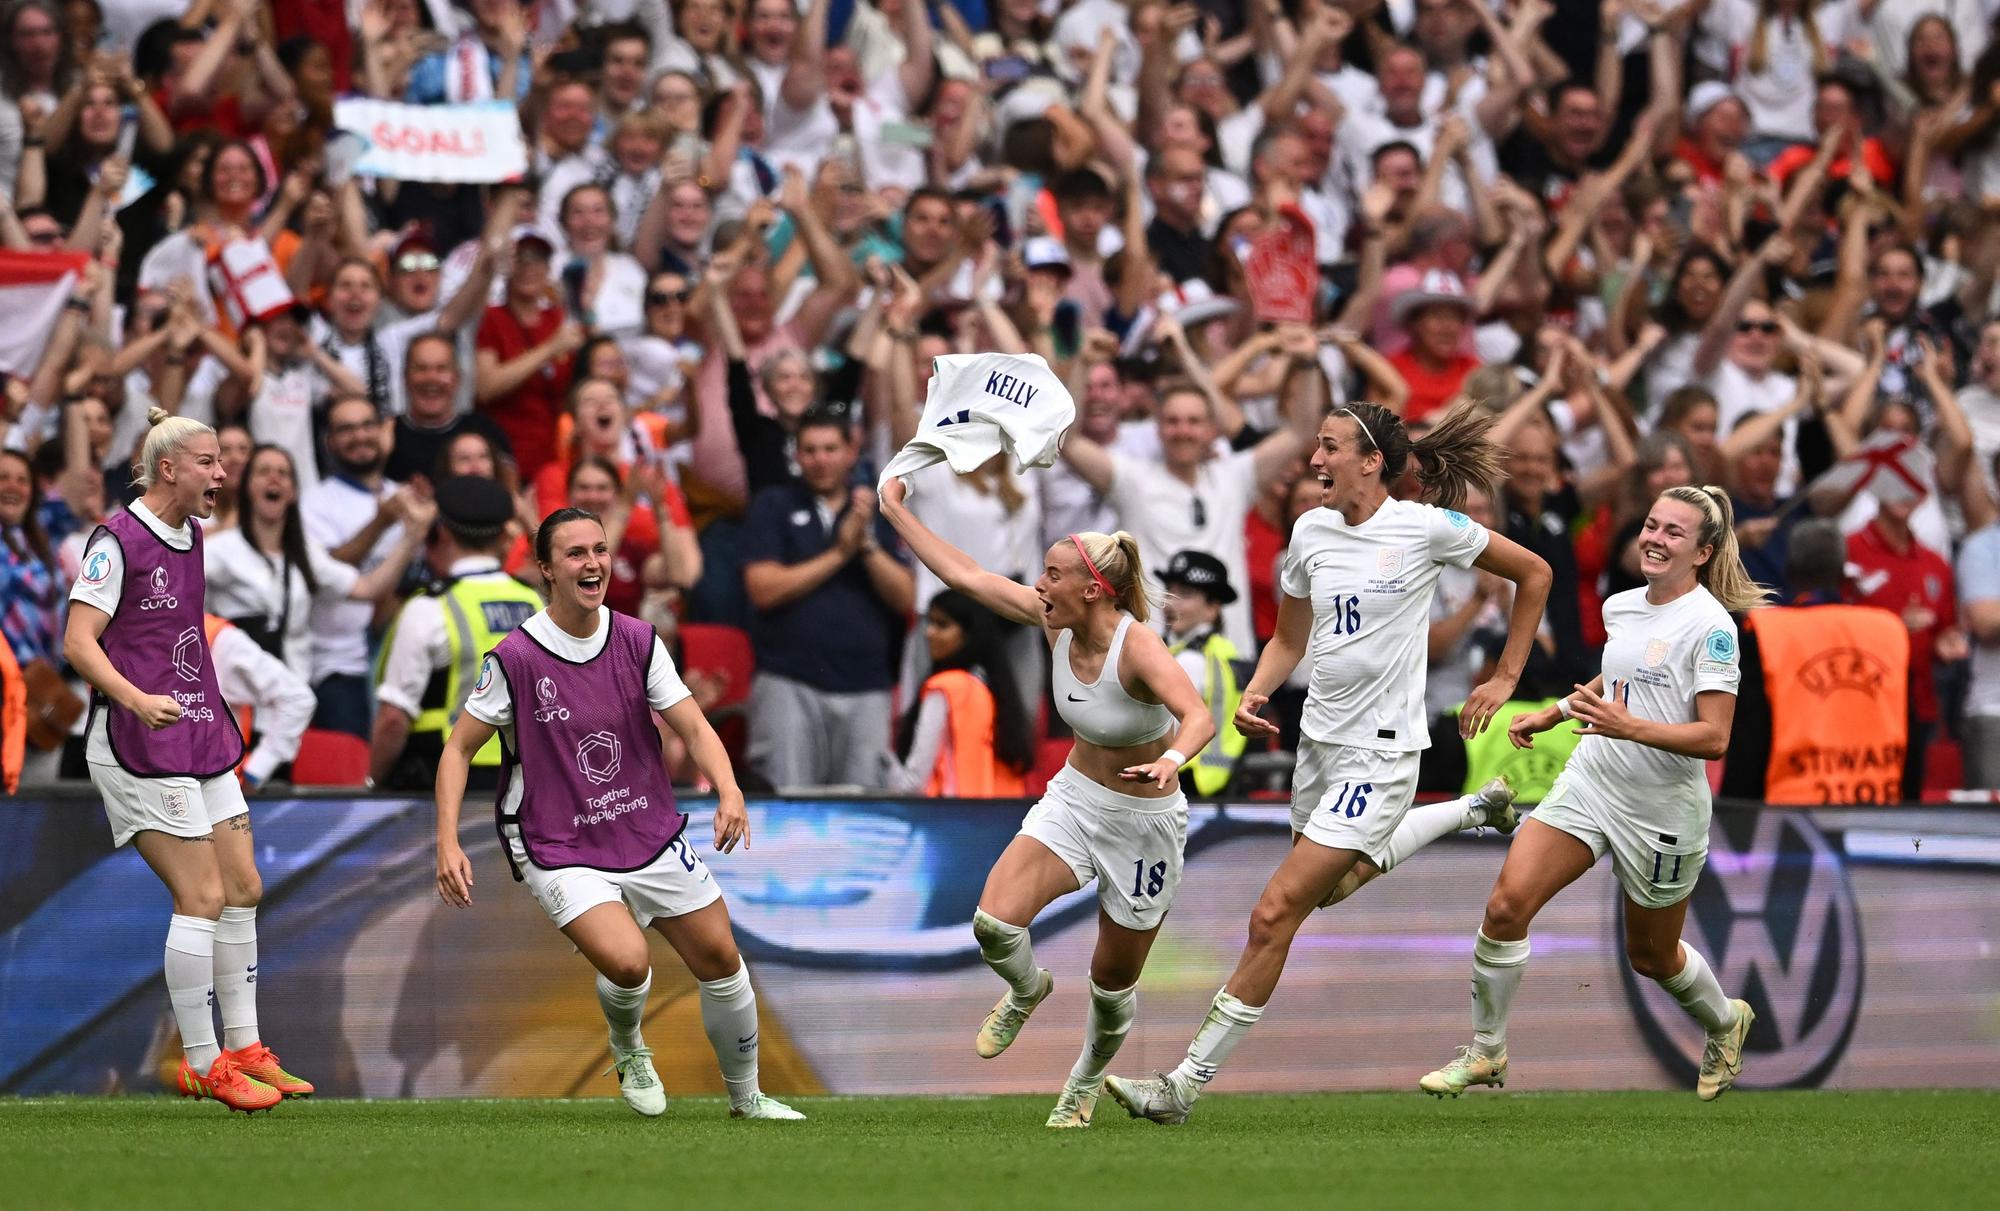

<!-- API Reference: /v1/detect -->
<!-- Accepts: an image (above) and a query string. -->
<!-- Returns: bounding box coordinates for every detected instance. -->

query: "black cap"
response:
[1156,549,1237,604]
[434,476,515,542]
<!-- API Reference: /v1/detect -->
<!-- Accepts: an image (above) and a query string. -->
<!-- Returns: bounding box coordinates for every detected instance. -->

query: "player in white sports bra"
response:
[880,476,1214,1129]
[1107,402,1554,1126]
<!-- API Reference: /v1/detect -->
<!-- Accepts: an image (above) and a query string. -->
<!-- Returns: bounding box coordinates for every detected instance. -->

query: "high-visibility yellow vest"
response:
[1457,698,1584,804]
[1169,630,1245,796]
[378,572,541,768]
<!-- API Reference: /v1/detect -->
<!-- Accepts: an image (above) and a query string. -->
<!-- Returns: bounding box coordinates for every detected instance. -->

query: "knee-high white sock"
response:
[1377,797,1482,875]
[1471,929,1531,1059]
[1659,944,1735,1035]
[597,969,652,1054]
[165,914,220,1073]
[1070,980,1137,1085]
[1168,989,1263,1092]
[213,906,259,1051]
[699,962,761,1110]
[972,909,1042,1003]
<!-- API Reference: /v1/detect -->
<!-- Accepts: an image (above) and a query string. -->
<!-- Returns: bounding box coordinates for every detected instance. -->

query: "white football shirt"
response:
[1280,498,1490,752]
[1564,585,1741,815]
[1108,450,1261,650]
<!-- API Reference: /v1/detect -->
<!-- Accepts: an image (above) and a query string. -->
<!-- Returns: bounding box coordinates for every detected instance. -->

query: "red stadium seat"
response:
[1024,737,1070,797]
[290,729,371,787]
[680,624,755,767]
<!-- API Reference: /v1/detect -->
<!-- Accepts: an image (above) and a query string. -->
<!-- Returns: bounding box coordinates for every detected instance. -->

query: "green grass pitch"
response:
[5,1091,1997,1209]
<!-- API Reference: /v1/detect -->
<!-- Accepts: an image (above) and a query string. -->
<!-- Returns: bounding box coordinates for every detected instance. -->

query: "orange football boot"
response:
[224,1042,315,1098]
[175,1053,282,1113]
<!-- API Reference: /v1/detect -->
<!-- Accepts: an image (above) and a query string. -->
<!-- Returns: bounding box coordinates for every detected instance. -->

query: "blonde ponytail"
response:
[1663,485,1773,612]
[1073,530,1157,623]
[134,408,214,489]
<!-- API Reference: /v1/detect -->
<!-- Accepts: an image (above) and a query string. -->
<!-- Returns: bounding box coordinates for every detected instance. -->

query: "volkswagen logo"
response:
[1620,811,1863,1089]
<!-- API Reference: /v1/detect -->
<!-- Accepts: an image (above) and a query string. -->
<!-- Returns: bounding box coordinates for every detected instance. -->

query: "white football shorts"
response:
[506,828,723,929]
[90,762,249,848]
[1530,770,1709,910]
[1290,738,1422,866]
[1019,764,1188,931]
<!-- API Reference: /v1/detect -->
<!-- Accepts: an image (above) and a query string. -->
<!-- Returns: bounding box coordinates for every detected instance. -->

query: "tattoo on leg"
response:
[227,816,252,833]
[179,835,214,844]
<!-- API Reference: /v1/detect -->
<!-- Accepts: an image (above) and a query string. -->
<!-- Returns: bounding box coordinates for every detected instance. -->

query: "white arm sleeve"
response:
[1425,505,1492,570]
[462,652,514,726]
[374,598,449,716]
[306,540,362,602]
[881,690,950,795]
[646,636,693,712]
[68,530,125,615]
[213,625,317,783]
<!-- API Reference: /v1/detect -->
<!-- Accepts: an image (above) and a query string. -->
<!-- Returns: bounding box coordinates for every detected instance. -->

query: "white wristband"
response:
[1161,748,1188,768]
[1555,698,1574,720]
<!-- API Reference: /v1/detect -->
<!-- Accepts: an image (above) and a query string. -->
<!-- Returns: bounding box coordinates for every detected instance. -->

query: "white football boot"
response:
[975,970,1053,1059]
[1697,999,1754,1102]
[1471,776,1520,834]
[1103,1072,1196,1125]
[1419,1045,1508,1097]
[607,1047,666,1117]
[730,1093,807,1120]
[1045,1076,1100,1128]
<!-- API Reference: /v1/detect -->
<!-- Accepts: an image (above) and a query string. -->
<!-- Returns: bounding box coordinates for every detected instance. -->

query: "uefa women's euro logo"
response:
[532,676,570,723]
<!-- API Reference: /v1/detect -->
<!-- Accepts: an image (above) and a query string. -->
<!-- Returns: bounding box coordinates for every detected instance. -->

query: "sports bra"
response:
[1051,615,1174,749]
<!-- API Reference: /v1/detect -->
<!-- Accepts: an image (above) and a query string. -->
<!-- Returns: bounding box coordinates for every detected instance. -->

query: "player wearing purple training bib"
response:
[65,409,308,1114]
[433,506,802,1121]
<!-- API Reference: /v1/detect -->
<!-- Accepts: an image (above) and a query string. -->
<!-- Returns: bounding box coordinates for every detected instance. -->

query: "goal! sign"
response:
[333,99,528,185]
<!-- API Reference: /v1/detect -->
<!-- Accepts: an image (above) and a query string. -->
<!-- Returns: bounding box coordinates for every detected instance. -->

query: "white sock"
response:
[597,969,652,1054]
[1471,929,1530,1059]
[165,914,220,1074]
[1659,944,1735,1035]
[1377,797,1482,874]
[1070,980,1137,1085]
[699,962,761,1110]
[214,906,259,1051]
[1168,989,1263,1092]
[972,909,1042,1004]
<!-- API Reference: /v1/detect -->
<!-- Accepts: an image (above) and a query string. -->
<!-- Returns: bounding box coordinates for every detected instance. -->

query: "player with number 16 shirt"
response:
[1108,402,1552,1125]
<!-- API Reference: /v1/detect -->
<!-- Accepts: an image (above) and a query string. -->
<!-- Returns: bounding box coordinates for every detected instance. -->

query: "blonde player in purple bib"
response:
[434,506,802,1121]
[65,409,308,1113]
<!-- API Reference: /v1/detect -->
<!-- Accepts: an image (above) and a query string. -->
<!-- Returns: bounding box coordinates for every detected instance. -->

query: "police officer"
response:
[369,477,542,791]
[1158,551,1246,797]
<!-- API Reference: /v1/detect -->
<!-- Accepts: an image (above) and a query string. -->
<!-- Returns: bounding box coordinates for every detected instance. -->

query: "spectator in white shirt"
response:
[300,395,429,739]
[1055,327,1326,649]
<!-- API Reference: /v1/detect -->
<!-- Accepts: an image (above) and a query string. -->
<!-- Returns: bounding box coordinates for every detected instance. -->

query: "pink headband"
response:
[1068,534,1116,598]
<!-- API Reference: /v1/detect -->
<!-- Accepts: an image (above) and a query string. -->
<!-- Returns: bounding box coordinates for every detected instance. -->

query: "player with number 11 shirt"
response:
[1419,485,1768,1102]
[1108,403,1552,1125]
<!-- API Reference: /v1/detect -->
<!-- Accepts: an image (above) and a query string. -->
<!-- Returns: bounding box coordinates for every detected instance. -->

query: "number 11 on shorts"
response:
[1131,858,1167,897]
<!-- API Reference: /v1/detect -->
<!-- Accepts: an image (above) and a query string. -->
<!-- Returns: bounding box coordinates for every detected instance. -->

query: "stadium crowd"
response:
[2,0,1998,800]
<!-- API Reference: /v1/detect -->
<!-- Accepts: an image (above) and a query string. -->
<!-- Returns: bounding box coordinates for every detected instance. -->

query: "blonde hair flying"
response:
[1662,485,1772,612]
[133,407,214,489]
[1070,530,1155,623]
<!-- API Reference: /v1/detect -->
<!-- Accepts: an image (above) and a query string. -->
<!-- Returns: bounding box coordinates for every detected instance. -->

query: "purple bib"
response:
[493,611,686,872]
[94,511,245,778]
